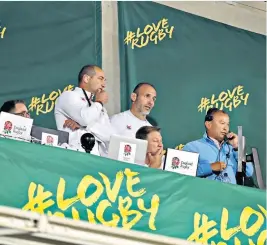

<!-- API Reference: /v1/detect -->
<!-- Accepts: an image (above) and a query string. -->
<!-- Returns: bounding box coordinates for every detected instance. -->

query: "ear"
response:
[131,93,137,102]
[205,121,212,130]
[83,74,90,84]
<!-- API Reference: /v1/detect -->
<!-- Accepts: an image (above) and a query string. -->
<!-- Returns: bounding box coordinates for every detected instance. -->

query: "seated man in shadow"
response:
[136,126,164,169]
[0,100,30,118]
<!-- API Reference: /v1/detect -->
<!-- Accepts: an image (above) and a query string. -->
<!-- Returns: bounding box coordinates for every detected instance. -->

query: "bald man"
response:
[55,65,114,156]
[110,83,157,138]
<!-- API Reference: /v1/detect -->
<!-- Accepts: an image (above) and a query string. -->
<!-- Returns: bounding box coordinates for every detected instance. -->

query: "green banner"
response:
[0,2,101,129]
[118,2,266,183]
[0,138,266,245]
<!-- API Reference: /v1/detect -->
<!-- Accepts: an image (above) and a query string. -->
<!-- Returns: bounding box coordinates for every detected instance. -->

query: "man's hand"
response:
[95,90,108,104]
[147,148,164,169]
[211,161,226,171]
[226,132,238,149]
[63,119,81,131]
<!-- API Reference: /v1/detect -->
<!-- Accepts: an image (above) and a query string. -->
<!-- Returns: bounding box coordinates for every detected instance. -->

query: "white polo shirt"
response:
[110,110,151,138]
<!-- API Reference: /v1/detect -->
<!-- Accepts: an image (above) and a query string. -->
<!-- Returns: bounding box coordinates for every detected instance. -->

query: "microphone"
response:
[80,133,95,153]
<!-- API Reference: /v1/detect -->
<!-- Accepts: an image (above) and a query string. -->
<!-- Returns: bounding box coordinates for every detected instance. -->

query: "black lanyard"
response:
[82,89,91,107]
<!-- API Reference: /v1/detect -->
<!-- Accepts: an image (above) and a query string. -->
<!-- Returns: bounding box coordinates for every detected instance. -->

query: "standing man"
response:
[111,83,157,138]
[54,65,114,155]
[183,108,253,184]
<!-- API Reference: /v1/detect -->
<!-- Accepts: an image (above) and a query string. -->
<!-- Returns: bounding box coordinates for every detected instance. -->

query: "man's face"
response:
[146,130,163,155]
[133,85,157,116]
[88,67,106,93]
[13,103,30,118]
[206,112,230,142]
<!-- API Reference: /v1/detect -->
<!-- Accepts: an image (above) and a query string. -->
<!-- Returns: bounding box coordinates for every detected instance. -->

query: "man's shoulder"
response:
[183,138,206,151]
[111,110,130,121]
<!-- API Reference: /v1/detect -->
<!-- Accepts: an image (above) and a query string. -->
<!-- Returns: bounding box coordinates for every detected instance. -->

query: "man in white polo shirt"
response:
[110,83,157,138]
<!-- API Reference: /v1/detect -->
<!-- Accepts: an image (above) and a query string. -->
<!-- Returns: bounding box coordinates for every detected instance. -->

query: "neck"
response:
[79,84,94,94]
[130,107,146,121]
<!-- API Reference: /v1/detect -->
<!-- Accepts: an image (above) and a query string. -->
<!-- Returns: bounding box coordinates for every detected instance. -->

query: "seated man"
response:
[183,108,253,184]
[136,126,163,169]
[111,83,157,138]
[0,100,30,118]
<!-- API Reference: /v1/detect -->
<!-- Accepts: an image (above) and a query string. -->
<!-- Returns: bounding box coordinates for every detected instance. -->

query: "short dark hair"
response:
[78,65,97,84]
[136,126,161,140]
[133,82,156,95]
[0,100,25,113]
[205,107,228,122]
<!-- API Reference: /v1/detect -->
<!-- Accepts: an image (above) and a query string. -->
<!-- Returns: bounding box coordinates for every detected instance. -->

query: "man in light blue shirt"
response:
[183,108,253,184]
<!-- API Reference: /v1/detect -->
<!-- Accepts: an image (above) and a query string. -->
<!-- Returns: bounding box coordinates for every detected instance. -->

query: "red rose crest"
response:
[171,157,180,169]
[3,121,12,134]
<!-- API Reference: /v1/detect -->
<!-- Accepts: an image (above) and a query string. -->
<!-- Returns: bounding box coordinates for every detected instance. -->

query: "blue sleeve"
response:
[245,162,254,177]
[233,150,253,177]
[183,143,213,177]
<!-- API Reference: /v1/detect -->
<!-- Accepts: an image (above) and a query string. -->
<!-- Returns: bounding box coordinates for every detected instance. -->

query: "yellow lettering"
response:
[240,206,264,236]
[258,205,267,218]
[41,94,49,104]
[227,87,238,99]
[149,31,158,44]
[131,38,146,49]
[220,208,240,240]
[165,26,174,38]
[96,199,120,227]
[49,91,59,101]
[256,229,267,245]
[99,171,124,203]
[218,91,228,102]
[161,18,169,29]
[224,98,233,111]
[57,178,79,211]
[187,212,218,243]
[118,196,142,229]
[211,94,219,105]
[72,207,80,220]
[236,85,244,96]
[0,27,6,38]
[233,96,241,108]
[64,85,74,92]
[234,237,241,245]
[87,208,97,224]
[124,168,146,197]
[44,101,54,114]
[36,104,46,115]
[158,29,166,41]
[143,25,153,35]
[136,28,144,38]
[138,194,160,230]
[152,20,162,32]
[77,175,104,207]
[240,93,249,105]
[22,182,55,214]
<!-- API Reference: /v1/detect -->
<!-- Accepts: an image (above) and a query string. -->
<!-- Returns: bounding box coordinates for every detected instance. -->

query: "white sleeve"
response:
[110,114,124,134]
[58,92,102,127]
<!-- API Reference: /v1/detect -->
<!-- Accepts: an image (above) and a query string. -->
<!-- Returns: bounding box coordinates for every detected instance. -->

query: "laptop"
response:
[108,134,148,166]
[163,148,199,176]
[0,111,33,140]
[31,125,69,146]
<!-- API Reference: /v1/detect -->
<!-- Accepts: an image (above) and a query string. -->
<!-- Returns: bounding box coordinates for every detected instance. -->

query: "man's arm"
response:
[183,143,213,177]
[57,92,103,127]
